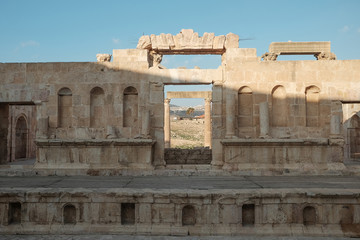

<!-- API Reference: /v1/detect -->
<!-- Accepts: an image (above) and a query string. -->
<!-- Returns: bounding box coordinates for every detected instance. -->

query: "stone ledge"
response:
[35,138,156,147]
[221,138,330,146]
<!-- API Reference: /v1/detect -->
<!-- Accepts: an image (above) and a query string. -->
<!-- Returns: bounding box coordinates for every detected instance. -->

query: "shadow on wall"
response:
[0,59,358,169]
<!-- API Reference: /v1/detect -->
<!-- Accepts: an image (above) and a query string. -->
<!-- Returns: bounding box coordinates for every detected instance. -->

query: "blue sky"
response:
[1,0,359,106]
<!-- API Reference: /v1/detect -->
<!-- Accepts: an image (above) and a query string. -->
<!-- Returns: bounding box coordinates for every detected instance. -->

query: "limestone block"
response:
[225,33,239,49]
[213,35,225,50]
[220,204,240,224]
[137,35,152,50]
[96,54,112,62]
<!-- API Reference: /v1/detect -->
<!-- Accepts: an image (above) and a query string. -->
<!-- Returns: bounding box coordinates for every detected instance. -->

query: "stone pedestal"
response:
[204,98,212,147]
[259,102,270,138]
[164,98,171,148]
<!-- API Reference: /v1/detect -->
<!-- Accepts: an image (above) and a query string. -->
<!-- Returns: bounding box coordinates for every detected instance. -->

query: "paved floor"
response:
[0,235,355,240]
[0,175,360,190]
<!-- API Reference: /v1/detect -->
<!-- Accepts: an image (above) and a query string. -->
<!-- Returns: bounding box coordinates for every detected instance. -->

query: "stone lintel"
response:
[269,41,331,55]
[35,139,156,147]
[167,91,212,99]
[221,138,330,146]
[137,29,239,54]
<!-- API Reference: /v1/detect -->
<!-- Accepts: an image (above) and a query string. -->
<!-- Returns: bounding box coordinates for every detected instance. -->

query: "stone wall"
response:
[1,30,360,174]
[164,148,212,165]
[221,139,344,174]
[0,189,359,237]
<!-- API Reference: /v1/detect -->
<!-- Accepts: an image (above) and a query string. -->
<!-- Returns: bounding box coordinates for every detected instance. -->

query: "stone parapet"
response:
[34,139,156,171]
[221,138,345,173]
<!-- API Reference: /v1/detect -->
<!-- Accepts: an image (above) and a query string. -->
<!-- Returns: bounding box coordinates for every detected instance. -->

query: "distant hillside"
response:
[170,105,204,117]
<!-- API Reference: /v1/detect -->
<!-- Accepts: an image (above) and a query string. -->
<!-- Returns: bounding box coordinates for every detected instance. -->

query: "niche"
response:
[58,88,73,128]
[121,203,135,225]
[242,204,255,226]
[63,204,76,224]
[8,202,21,224]
[182,205,196,226]
[340,205,353,225]
[90,87,105,127]
[15,116,28,159]
[349,114,360,159]
[123,86,138,128]
[238,86,253,127]
[305,86,320,127]
[272,86,288,127]
[303,206,316,226]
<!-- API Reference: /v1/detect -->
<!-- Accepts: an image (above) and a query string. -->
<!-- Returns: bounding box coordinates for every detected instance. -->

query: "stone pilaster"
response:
[259,102,270,138]
[204,98,212,147]
[164,98,171,148]
[225,94,236,138]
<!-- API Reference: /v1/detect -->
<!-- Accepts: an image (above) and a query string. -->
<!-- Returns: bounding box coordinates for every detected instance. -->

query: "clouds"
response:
[339,25,360,34]
[340,25,350,33]
[112,38,120,44]
[14,40,40,52]
[20,40,39,48]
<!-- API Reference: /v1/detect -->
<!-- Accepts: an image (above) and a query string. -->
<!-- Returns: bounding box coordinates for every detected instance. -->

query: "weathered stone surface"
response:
[137,29,239,54]
[96,54,112,62]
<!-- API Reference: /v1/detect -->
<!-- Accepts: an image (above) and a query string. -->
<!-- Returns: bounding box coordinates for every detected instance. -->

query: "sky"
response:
[1,0,359,106]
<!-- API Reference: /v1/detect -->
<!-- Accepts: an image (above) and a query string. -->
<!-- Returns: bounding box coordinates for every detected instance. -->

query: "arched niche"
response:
[123,86,138,128]
[305,85,320,127]
[303,206,316,226]
[348,114,360,159]
[90,87,105,128]
[182,205,196,226]
[63,204,76,224]
[58,88,73,128]
[238,86,253,127]
[272,85,288,127]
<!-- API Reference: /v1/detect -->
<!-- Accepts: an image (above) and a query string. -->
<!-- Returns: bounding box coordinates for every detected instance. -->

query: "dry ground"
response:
[170,118,205,148]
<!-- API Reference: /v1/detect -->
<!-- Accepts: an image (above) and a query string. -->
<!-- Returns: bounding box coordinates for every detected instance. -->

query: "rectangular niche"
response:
[121,203,135,225]
[242,204,255,226]
[8,202,21,224]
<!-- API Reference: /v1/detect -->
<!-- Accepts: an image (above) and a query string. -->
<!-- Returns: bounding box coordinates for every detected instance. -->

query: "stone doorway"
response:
[348,128,360,160]
[15,116,28,160]
[163,88,212,165]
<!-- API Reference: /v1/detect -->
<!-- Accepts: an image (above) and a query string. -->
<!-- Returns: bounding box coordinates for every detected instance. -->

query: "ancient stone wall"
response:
[1,30,360,174]
[0,189,359,237]
[164,148,212,165]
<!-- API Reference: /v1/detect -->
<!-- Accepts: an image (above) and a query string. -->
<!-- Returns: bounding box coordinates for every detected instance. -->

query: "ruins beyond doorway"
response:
[164,85,212,165]
[164,88,212,149]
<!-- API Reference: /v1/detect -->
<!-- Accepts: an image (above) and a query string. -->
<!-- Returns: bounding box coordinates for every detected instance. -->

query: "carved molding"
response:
[96,54,112,62]
[261,52,278,61]
[314,52,337,60]
[137,29,239,54]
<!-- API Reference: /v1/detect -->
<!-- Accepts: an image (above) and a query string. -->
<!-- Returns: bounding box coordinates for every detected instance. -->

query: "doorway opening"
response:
[164,84,212,165]
[15,116,28,159]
